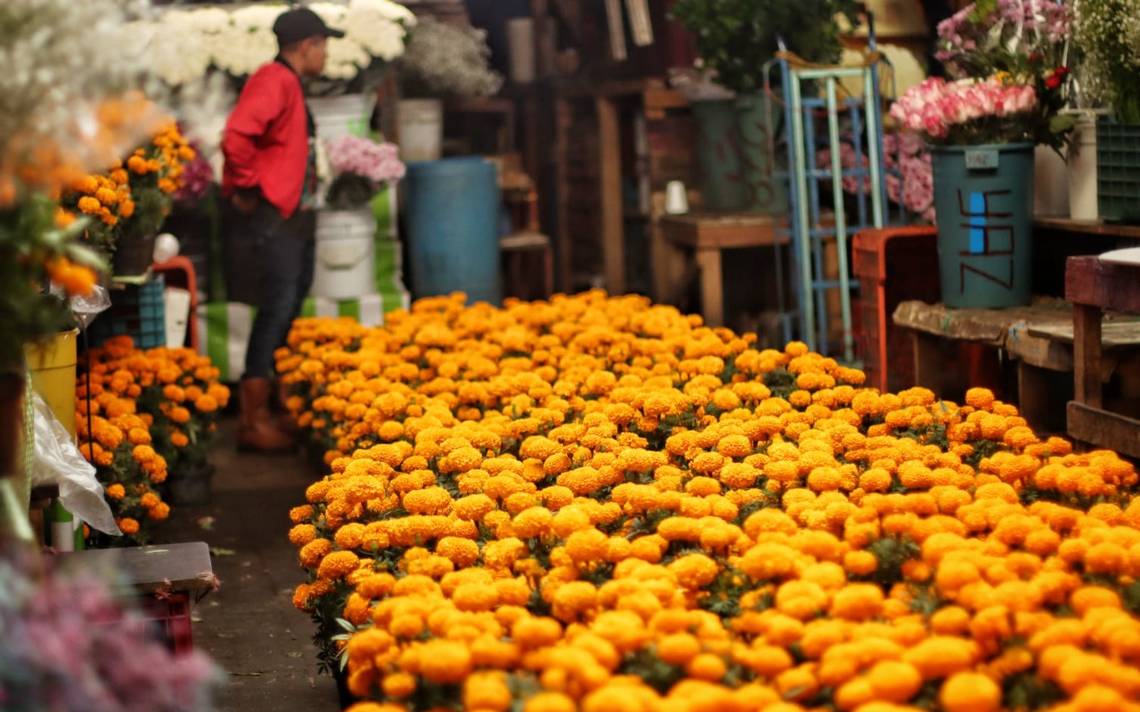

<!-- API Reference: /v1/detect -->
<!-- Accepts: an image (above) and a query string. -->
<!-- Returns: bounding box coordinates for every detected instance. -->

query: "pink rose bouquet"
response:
[926,0,1073,150]
[890,77,1038,145]
[325,135,405,210]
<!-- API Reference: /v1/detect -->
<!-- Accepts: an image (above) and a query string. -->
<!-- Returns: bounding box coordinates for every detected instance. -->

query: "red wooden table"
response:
[1065,255,1140,457]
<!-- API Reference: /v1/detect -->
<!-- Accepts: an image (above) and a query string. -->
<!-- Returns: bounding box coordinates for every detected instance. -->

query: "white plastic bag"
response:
[70,284,112,331]
[29,391,121,536]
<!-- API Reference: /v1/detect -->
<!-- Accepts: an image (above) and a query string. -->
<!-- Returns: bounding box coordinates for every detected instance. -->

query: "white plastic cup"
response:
[665,181,689,215]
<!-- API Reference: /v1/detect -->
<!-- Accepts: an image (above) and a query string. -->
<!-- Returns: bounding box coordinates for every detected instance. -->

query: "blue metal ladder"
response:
[761,18,903,361]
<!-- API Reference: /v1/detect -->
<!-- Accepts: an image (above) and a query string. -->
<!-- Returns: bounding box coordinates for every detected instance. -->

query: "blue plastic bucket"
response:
[404,157,502,304]
[931,143,1035,308]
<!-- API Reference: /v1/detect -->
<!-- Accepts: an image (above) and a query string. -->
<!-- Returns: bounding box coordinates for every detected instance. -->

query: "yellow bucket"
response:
[24,329,78,438]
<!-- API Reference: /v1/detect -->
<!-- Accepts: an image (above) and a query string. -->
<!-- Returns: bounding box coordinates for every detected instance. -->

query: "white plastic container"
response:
[507,18,536,84]
[1069,116,1100,221]
[163,287,192,348]
[309,93,375,142]
[397,99,443,163]
[311,209,377,300]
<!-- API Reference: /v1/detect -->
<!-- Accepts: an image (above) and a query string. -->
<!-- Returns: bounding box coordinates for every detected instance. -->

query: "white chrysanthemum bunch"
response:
[138,0,413,87]
[346,0,417,61]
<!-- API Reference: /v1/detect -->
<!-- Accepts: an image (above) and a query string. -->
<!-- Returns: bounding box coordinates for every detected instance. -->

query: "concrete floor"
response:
[162,417,340,712]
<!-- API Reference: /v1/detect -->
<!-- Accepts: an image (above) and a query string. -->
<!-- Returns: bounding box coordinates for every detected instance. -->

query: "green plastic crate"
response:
[1097,121,1140,223]
[89,274,167,349]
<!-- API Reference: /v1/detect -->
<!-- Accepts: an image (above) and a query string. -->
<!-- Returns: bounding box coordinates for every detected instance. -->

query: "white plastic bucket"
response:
[1069,117,1099,221]
[311,209,377,300]
[163,287,192,348]
[309,93,375,141]
[397,99,443,163]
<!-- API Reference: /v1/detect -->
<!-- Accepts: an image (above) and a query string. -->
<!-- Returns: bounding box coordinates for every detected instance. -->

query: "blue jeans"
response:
[223,199,315,380]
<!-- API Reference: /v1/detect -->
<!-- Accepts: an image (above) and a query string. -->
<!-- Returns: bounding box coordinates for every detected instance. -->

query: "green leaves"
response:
[671,0,862,94]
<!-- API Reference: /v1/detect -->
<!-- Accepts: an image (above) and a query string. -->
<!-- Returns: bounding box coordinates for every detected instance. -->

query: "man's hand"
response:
[232,192,260,215]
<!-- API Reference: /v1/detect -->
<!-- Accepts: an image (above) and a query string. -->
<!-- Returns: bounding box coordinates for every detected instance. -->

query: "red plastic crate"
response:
[137,591,195,655]
[852,226,940,392]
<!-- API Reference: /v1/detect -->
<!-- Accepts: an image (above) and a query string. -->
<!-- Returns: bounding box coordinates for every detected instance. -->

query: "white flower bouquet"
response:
[128,0,416,93]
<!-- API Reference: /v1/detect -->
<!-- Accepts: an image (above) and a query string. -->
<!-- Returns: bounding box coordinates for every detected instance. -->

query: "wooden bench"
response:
[893,299,1140,433]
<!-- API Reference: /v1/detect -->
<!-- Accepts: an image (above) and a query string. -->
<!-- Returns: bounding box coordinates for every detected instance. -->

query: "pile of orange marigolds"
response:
[279,292,1140,712]
[77,336,229,544]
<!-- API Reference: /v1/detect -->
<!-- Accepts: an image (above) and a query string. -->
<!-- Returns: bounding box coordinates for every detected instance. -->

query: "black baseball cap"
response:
[273,7,345,47]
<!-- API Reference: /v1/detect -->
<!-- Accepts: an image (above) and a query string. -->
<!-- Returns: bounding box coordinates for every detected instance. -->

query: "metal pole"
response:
[788,73,816,351]
[825,77,855,362]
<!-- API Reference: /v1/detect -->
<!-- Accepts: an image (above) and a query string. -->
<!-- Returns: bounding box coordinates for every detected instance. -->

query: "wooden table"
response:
[661,213,789,327]
[1066,255,1140,457]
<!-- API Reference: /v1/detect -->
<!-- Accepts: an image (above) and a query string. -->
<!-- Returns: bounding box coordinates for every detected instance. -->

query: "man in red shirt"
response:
[221,7,343,452]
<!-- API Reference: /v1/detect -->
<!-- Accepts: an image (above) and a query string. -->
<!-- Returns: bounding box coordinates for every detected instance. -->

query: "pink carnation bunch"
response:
[326,135,406,185]
[816,130,935,223]
[890,77,1037,144]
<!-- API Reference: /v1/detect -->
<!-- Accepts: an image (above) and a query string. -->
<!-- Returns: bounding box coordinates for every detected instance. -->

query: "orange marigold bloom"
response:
[117,517,140,536]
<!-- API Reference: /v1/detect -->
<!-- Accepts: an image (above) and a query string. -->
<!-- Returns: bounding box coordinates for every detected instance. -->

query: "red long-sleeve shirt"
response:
[221,60,312,218]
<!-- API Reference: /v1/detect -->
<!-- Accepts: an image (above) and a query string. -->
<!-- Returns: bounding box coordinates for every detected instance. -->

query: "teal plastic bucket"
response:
[692,99,747,212]
[931,143,1034,308]
[405,157,502,304]
[736,92,788,215]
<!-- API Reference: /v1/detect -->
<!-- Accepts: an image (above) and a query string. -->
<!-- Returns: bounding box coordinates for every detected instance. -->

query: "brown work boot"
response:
[238,377,295,453]
[274,379,299,435]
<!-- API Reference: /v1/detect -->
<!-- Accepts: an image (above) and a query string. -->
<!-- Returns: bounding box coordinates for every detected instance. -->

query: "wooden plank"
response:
[625,0,654,46]
[64,542,215,594]
[1035,217,1140,241]
[603,0,627,60]
[661,214,788,250]
[912,331,945,394]
[1073,303,1104,409]
[553,96,573,292]
[1004,321,1073,372]
[596,95,625,293]
[1027,319,1140,347]
[1066,255,1140,312]
[892,300,1071,345]
[696,248,724,327]
[1067,401,1140,458]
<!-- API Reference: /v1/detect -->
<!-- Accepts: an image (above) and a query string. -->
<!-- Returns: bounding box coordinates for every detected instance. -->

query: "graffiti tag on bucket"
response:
[956,189,1014,293]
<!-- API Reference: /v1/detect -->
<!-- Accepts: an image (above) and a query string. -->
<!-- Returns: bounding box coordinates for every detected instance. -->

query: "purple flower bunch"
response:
[326,135,406,185]
[935,0,1071,77]
[174,146,215,205]
[0,550,220,712]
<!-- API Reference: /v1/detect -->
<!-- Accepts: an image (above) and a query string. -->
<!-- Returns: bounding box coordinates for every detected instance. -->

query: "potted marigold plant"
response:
[892,0,1074,309]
